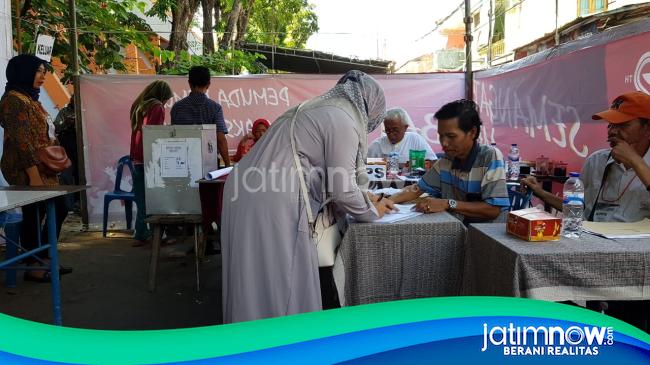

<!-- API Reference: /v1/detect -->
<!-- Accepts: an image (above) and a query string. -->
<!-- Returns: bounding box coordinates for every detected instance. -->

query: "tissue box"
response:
[507,208,562,241]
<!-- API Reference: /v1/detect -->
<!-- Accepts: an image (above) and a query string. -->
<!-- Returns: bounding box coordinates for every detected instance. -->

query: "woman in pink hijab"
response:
[232,118,270,162]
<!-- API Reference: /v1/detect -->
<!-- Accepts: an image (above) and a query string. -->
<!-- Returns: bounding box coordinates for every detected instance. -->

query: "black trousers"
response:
[319,266,341,310]
[586,300,650,333]
[20,196,69,264]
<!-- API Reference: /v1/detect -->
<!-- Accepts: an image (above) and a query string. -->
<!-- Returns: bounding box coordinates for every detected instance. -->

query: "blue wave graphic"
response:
[1,316,647,364]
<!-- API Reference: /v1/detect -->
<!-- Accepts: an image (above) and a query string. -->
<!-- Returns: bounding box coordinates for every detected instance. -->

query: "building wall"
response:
[471,0,649,69]
[1,0,12,88]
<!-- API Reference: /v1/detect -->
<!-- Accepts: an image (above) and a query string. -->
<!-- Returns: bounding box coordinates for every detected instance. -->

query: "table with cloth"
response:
[333,212,467,306]
[463,223,650,302]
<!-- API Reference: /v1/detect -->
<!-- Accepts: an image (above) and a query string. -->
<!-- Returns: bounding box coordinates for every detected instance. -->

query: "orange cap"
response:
[592,91,650,124]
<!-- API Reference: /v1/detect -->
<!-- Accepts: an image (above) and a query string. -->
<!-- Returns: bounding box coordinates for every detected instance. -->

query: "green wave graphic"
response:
[0,297,648,364]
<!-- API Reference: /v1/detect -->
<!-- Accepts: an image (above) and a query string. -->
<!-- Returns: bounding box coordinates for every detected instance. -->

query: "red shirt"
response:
[129,104,165,164]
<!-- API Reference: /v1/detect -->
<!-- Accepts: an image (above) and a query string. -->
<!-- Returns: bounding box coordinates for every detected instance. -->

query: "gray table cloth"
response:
[333,212,466,306]
[463,223,650,302]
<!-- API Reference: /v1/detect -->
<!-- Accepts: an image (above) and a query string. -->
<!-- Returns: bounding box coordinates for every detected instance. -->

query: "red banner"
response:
[474,27,650,174]
[81,73,464,226]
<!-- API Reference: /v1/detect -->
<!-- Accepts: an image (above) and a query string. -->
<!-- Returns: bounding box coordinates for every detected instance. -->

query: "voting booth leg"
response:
[194,225,200,292]
[148,224,162,292]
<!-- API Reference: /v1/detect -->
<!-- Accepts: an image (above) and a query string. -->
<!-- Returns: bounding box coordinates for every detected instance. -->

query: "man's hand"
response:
[413,197,448,213]
[521,176,542,194]
[610,137,644,170]
[373,198,397,218]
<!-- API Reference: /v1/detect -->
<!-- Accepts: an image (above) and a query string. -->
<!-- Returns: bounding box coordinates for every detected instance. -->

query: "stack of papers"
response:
[373,204,422,224]
[582,218,650,239]
[204,166,233,180]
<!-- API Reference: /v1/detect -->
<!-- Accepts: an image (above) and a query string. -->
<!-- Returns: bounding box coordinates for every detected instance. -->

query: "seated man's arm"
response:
[522,176,563,210]
[453,200,502,220]
[389,183,423,204]
[390,162,443,204]
[610,139,650,188]
[455,150,511,220]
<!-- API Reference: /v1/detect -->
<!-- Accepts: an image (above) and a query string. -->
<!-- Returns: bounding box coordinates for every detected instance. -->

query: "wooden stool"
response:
[145,214,204,292]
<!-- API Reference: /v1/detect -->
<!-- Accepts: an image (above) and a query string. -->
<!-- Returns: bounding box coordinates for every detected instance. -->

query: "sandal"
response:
[24,271,51,283]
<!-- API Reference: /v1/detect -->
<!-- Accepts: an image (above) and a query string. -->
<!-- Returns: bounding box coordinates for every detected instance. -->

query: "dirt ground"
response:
[0,215,222,330]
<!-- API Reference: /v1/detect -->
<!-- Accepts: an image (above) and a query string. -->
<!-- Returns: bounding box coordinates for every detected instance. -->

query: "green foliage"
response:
[158,49,266,75]
[245,0,318,48]
[13,0,154,82]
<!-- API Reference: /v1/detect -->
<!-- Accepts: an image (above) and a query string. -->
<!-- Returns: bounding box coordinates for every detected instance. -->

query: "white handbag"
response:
[289,103,342,267]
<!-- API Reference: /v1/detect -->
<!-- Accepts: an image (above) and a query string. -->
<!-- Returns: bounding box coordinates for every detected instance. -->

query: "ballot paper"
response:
[373,204,422,224]
[582,218,650,239]
[205,166,233,180]
[371,187,403,196]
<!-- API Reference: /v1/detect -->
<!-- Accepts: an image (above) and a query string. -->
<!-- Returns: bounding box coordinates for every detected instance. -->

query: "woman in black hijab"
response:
[1,55,71,282]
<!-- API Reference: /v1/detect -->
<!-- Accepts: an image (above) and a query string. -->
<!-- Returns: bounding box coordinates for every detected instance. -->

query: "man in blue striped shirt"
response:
[389,99,509,224]
[171,66,231,167]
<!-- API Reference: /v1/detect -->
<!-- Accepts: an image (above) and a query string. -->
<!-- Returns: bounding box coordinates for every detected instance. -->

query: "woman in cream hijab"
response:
[221,70,394,323]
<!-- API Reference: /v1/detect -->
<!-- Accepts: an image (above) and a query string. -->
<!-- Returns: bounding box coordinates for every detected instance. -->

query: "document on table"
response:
[160,142,189,178]
[373,204,422,224]
[582,218,650,239]
[205,166,233,180]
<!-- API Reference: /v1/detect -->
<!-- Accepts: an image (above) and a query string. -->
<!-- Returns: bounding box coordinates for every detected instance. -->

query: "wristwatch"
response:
[448,199,457,211]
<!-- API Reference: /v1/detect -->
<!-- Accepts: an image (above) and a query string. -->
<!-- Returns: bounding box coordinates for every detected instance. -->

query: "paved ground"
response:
[0,216,222,330]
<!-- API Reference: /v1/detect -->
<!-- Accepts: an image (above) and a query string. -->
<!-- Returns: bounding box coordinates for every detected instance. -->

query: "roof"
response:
[239,43,394,74]
[513,3,650,53]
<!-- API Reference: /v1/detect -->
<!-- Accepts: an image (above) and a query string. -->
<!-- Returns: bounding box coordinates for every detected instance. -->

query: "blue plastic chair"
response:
[507,182,533,211]
[103,156,136,237]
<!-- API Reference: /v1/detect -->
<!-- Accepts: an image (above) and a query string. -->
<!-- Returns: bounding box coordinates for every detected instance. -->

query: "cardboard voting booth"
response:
[143,125,218,214]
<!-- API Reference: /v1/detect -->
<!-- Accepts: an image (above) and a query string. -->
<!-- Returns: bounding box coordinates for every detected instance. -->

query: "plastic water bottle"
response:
[562,172,584,238]
[507,144,520,180]
[387,151,400,179]
[490,142,501,157]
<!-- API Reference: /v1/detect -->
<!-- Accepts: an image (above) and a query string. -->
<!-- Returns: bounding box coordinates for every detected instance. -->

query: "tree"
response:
[201,0,217,53]
[245,0,318,48]
[147,0,201,55]
[219,0,243,49]
[12,0,154,81]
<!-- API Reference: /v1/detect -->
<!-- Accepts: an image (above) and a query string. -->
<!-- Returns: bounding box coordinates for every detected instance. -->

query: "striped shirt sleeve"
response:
[481,148,510,209]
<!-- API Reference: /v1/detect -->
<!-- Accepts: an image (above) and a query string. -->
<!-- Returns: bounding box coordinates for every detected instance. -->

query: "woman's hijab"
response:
[333,70,386,133]
[130,80,173,131]
[252,118,270,133]
[4,54,48,101]
[316,70,386,189]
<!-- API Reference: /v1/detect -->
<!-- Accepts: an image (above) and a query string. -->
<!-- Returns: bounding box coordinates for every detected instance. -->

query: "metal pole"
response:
[15,0,21,52]
[555,0,560,46]
[68,0,89,228]
[464,0,473,100]
[47,200,62,325]
[487,0,493,67]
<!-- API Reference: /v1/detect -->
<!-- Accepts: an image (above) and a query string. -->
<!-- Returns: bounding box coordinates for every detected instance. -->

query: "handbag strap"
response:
[289,103,331,230]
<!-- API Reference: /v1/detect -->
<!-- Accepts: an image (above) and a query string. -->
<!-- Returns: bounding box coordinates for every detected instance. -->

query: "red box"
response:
[507,208,562,241]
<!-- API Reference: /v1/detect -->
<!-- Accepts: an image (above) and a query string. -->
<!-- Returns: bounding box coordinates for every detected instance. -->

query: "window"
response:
[578,0,607,16]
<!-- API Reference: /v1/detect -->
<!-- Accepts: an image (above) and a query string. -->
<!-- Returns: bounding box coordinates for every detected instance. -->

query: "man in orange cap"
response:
[522,91,650,332]
[523,91,650,222]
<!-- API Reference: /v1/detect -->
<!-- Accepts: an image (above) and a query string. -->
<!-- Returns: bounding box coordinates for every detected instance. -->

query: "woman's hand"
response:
[413,197,448,213]
[373,198,396,218]
[26,166,45,186]
[367,191,380,203]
